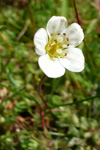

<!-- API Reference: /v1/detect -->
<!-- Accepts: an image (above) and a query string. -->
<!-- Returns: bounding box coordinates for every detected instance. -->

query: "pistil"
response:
[45,33,69,58]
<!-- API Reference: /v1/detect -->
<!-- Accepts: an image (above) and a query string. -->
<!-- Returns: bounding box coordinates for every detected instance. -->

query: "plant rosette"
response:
[34,16,85,78]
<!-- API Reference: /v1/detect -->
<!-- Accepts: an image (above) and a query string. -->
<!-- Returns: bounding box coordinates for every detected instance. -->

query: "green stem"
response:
[72,0,100,83]
[51,95,100,108]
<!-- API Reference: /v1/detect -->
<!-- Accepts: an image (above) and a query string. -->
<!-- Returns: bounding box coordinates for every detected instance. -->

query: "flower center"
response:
[45,33,69,58]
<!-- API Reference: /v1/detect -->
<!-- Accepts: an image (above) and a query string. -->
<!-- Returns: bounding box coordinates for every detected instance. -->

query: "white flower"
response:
[34,16,85,78]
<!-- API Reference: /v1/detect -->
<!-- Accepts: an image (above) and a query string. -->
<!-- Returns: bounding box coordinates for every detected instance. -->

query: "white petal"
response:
[46,16,67,37]
[64,23,84,47]
[59,48,85,72]
[34,28,48,55]
[38,54,65,78]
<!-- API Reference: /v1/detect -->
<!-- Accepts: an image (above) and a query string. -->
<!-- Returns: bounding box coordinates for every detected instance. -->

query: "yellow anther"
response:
[56,49,62,54]
[63,33,66,36]
[57,33,60,35]
[57,37,63,43]
[66,38,69,41]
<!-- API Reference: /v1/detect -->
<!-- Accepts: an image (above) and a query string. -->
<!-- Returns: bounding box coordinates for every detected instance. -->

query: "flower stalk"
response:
[38,74,47,137]
[38,75,53,150]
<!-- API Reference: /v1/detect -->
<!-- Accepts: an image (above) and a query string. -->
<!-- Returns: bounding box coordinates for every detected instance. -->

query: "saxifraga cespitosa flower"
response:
[34,16,85,78]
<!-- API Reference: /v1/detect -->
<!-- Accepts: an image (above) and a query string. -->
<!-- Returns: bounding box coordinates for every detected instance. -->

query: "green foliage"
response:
[0,0,100,150]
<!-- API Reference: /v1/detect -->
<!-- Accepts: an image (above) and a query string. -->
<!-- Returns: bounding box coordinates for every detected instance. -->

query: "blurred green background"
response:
[0,0,100,150]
